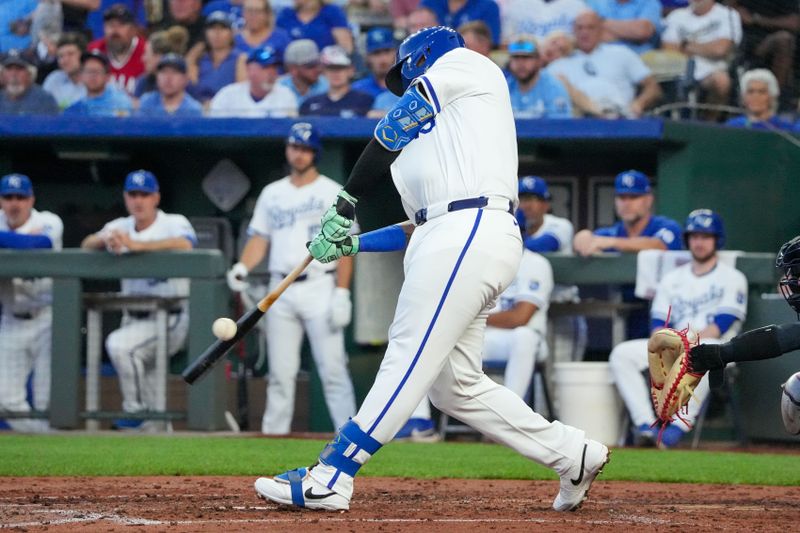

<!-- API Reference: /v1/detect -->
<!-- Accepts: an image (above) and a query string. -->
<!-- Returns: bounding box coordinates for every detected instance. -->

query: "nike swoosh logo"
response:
[570,443,588,486]
[304,487,336,500]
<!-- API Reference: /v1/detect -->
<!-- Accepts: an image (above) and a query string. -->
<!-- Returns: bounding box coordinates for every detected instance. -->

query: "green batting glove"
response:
[307,235,360,264]
[321,190,358,242]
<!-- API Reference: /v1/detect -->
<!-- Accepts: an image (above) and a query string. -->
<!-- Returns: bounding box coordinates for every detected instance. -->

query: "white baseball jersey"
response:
[662,4,742,81]
[390,47,518,220]
[490,250,554,334]
[100,210,196,298]
[651,261,748,339]
[209,81,299,118]
[248,175,353,276]
[501,0,588,42]
[0,209,63,312]
[531,213,574,254]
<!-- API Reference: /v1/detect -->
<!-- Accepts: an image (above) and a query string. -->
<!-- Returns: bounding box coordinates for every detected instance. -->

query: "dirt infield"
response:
[1,476,798,531]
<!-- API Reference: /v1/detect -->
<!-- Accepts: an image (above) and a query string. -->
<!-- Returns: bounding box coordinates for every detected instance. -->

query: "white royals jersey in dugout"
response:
[248,175,352,276]
[490,250,554,334]
[100,210,196,298]
[0,208,63,312]
[650,261,748,339]
[533,213,574,253]
[390,47,519,220]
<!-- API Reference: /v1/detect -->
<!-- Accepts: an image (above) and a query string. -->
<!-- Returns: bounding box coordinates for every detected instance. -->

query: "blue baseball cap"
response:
[0,173,33,197]
[518,176,551,200]
[157,53,187,73]
[247,46,281,67]
[124,170,159,193]
[508,37,538,56]
[366,27,396,54]
[614,170,651,196]
[205,10,233,28]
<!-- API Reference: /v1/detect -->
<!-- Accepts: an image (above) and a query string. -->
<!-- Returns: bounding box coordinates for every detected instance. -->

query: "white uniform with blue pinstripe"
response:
[100,211,196,415]
[308,47,588,496]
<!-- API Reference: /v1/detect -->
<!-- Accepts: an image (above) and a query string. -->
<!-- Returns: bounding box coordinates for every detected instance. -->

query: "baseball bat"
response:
[182,254,313,384]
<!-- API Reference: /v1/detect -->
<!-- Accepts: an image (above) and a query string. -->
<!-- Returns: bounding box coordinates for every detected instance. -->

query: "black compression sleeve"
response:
[341,138,401,199]
[718,323,800,365]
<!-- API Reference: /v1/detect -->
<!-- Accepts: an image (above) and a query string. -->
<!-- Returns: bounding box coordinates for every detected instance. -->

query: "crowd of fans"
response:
[0,0,798,128]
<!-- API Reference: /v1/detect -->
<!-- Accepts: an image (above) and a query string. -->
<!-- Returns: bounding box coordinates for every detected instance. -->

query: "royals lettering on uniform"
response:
[669,284,725,325]
[268,196,327,230]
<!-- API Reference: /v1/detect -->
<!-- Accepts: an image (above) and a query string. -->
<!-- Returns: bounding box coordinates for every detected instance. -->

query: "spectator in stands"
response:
[725,68,792,131]
[43,32,88,110]
[501,0,588,44]
[233,0,291,62]
[420,0,500,46]
[728,0,799,110]
[186,11,238,104]
[0,173,64,433]
[138,53,202,116]
[277,39,329,105]
[63,50,133,116]
[80,170,196,431]
[506,35,572,119]
[134,26,189,99]
[458,20,493,57]
[0,1,38,53]
[0,51,59,115]
[574,170,682,256]
[202,0,246,30]
[661,0,742,121]
[26,3,61,83]
[587,0,662,54]
[88,4,146,95]
[209,45,298,117]
[276,0,354,54]
[390,0,423,33]
[548,10,661,118]
[352,27,396,98]
[407,7,439,33]
[300,45,372,117]
[150,0,205,48]
[540,30,575,65]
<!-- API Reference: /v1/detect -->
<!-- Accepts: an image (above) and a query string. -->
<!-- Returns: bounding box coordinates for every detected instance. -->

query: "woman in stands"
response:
[276,0,354,54]
[725,69,793,131]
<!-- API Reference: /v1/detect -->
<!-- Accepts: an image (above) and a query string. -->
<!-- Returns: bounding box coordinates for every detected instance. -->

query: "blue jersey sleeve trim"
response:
[419,75,441,113]
[650,318,666,332]
[0,231,53,249]
[713,313,738,335]
[358,224,407,252]
[523,233,560,253]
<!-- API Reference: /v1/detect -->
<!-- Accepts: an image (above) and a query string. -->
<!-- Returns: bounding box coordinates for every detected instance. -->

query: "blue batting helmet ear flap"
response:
[385,26,465,96]
[286,122,322,161]
[683,208,725,250]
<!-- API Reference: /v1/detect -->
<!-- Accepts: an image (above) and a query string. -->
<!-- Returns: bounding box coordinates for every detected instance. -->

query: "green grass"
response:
[0,434,798,486]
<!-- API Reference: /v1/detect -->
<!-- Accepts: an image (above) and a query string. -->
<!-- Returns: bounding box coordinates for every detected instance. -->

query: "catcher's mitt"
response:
[648,327,703,428]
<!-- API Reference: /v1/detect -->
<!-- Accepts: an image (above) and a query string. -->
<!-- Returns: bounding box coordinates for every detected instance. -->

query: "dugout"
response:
[0,117,798,438]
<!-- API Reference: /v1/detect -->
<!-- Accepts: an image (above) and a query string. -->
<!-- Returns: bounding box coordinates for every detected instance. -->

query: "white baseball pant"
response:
[105,312,189,413]
[609,337,716,429]
[262,274,356,434]
[0,310,51,432]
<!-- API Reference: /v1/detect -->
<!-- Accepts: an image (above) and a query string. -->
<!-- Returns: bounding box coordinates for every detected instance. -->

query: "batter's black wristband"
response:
[343,138,400,199]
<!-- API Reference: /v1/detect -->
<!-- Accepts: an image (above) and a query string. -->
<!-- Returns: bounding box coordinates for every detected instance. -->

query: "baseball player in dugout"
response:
[227,122,357,436]
[610,209,748,448]
[254,26,610,512]
[81,170,197,431]
[0,174,63,433]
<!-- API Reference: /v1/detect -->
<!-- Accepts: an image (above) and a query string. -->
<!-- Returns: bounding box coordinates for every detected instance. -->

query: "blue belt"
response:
[414,196,514,226]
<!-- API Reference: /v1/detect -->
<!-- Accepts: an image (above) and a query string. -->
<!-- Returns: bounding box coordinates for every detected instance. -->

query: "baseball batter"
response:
[610,209,747,447]
[81,170,196,429]
[227,122,356,435]
[0,174,63,433]
[255,27,609,512]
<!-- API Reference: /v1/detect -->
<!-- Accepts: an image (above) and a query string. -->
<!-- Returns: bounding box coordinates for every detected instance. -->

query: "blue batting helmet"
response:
[286,122,321,159]
[684,209,725,249]
[385,26,465,96]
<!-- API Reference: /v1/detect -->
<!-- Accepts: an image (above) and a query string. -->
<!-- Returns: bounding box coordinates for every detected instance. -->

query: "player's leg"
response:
[30,312,52,413]
[262,291,304,435]
[301,280,357,430]
[0,316,44,431]
[105,317,158,415]
[608,338,652,428]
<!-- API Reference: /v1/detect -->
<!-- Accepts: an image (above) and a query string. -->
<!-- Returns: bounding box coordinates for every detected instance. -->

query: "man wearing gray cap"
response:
[299,45,372,117]
[0,51,59,115]
[277,39,329,105]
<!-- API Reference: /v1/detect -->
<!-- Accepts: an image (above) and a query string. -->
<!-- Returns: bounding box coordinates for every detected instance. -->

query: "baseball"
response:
[212,318,237,341]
